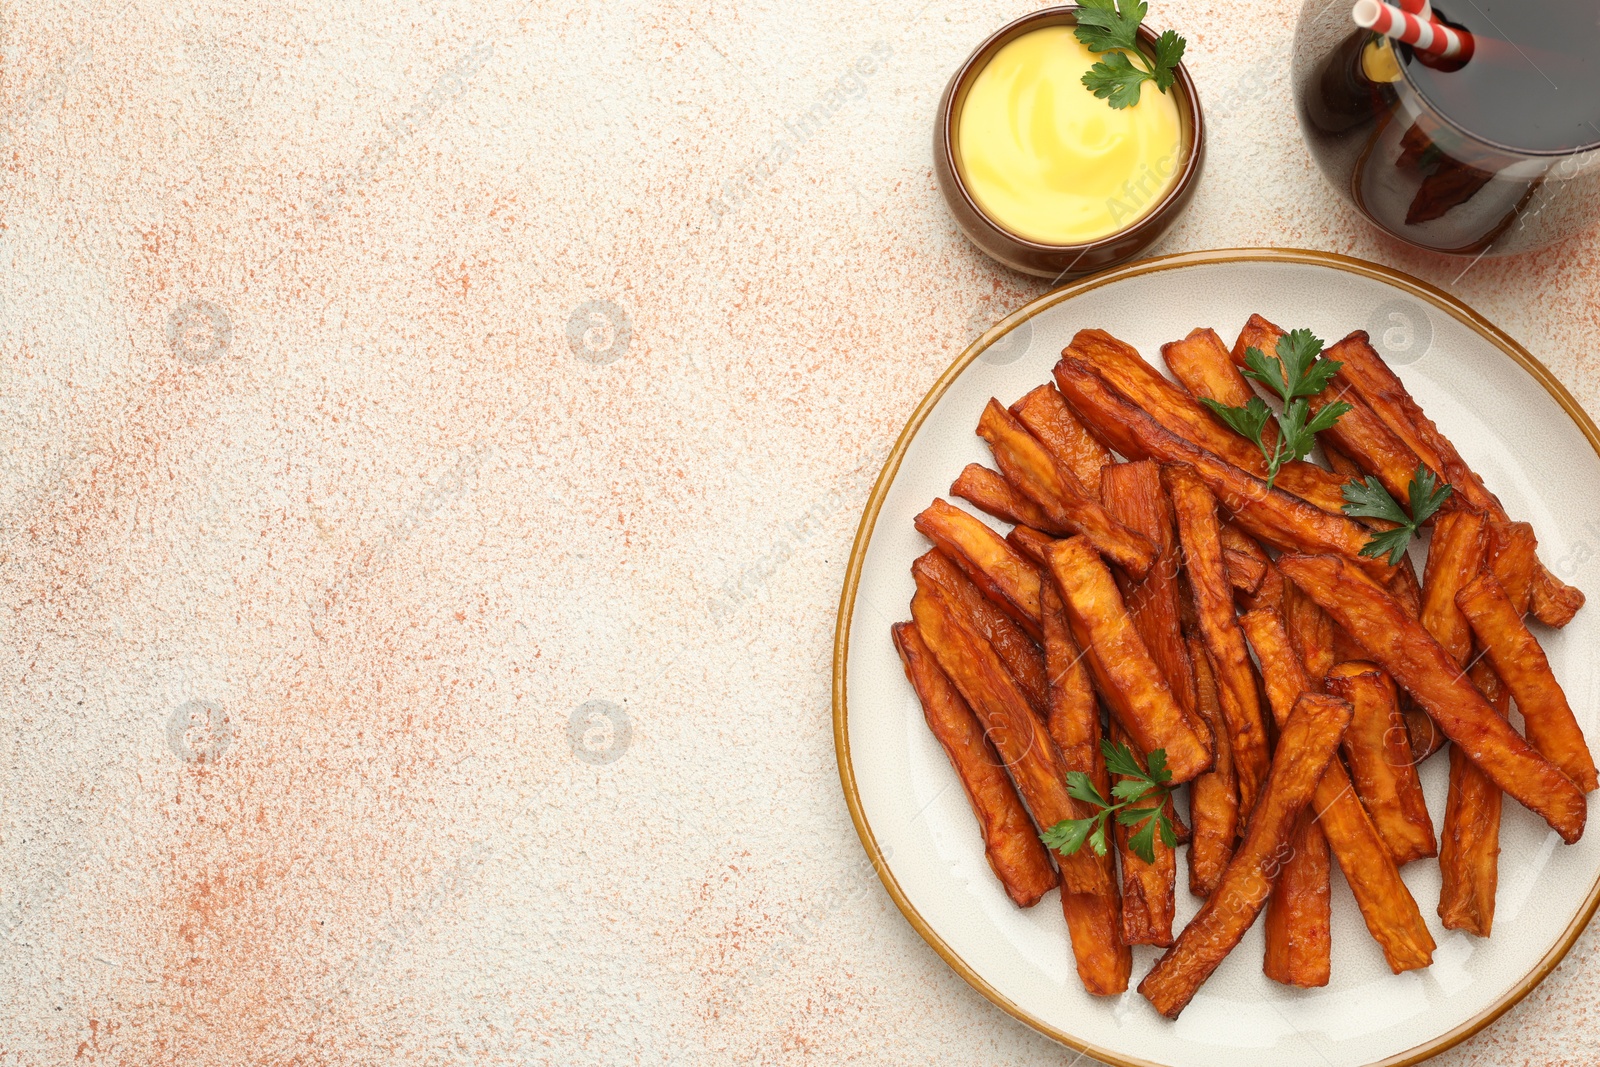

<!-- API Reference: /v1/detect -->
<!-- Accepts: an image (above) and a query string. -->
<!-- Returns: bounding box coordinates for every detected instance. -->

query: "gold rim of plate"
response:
[830,246,1600,1067]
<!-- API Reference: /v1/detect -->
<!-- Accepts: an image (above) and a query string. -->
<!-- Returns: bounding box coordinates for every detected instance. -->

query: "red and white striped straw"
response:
[1394,0,1432,21]
[1353,0,1473,61]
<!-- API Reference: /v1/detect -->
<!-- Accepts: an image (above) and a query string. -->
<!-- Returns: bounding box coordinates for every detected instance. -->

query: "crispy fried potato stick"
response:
[1440,659,1508,936]
[1231,313,1284,367]
[1219,522,1270,594]
[1101,461,1210,752]
[1163,326,1282,446]
[1069,329,1349,514]
[1321,441,1364,480]
[912,550,1048,720]
[1186,638,1238,897]
[1420,508,1506,933]
[1010,384,1114,496]
[1043,536,1212,784]
[1327,662,1437,864]
[1282,581,1337,682]
[1422,510,1489,665]
[977,400,1158,577]
[1166,463,1271,817]
[893,623,1057,907]
[1139,694,1353,1018]
[1109,719,1177,946]
[1458,573,1599,792]
[911,585,1110,896]
[1262,806,1332,988]
[1006,525,1054,569]
[1040,580,1135,994]
[1278,554,1587,842]
[950,463,1067,535]
[1314,335,1435,504]
[1485,520,1538,616]
[1053,356,1394,579]
[914,499,1043,638]
[1240,607,1437,973]
[1320,330,1584,627]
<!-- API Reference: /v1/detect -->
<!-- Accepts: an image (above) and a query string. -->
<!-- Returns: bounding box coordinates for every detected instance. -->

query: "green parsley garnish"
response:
[1073,0,1188,110]
[1200,328,1353,490]
[1041,740,1177,864]
[1342,465,1454,566]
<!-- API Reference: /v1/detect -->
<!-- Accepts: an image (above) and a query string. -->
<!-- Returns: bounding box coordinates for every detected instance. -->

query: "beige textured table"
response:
[3,1,1598,1063]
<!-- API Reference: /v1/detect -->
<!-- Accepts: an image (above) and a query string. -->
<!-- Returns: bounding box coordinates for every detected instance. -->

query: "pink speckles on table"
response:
[4,0,1600,1064]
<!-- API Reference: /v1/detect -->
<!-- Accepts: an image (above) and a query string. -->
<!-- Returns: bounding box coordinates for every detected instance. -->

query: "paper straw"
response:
[1395,0,1432,21]
[1353,0,1473,61]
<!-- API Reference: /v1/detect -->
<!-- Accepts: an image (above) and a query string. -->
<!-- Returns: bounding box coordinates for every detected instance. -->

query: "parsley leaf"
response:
[1081,52,1149,110]
[1201,395,1273,450]
[1151,30,1185,91]
[1041,817,1095,856]
[1073,0,1188,110]
[1202,328,1350,489]
[1073,0,1144,53]
[1041,740,1178,866]
[1343,465,1454,565]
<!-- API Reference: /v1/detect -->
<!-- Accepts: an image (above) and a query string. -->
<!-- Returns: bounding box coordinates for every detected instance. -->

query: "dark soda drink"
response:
[1292,0,1600,255]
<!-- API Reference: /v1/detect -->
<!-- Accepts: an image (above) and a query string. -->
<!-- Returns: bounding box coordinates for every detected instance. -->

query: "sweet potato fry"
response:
[1240,607,1437,973]
[1219,522,1269,594]
[1040,580,1098,772]
[914,499,1043,638]
[1068,329,1350,514]
[1233,604,1333,986]
[1485,520,1538,616]
[950,463,1067,535]
[1040,580,1135,994]
[1100,461,1209,751]
[1439,657,1507,936]
[1166,463,1271,818]
[1109,720,1177,946]
[1139,694,1353,1018]
[1421,509,1504,931]
[1282,580,1337,682]
[1277,554,1587,842]
[1231,313,1284,366]
[977,400,1158,578]
[912,550,1048,720]
[893,623,1057,907]
[1458,573,1599,792]
[1321,329,1584,627]
[1327,662,1437,864]
[1187,638,1238,897]
[1389,554,1424,617]
[1043,536,1211,784]
[1321,441,1364,480]
[1010,384,1114,496]
[1005,525,1054,569]
[1163,326,1281,443]
[1422,510,1489,664]
[910,585,1110,896]
[1053,356,1394,578]
[1531,564,1586,628]
[1262,808,1332,988]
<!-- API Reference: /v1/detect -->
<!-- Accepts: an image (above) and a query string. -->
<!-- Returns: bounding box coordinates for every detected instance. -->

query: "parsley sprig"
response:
[1200,328,1353,489]
[1074,0,1187,110]
[1341,465,1454,565]
[1041,740,1176,864]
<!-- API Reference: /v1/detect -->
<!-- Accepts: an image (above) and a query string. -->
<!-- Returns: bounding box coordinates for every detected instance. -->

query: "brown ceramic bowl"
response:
[935,6,1205,279]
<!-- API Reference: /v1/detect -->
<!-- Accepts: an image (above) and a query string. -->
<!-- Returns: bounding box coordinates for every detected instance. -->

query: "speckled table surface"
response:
[4,0,1599,1064]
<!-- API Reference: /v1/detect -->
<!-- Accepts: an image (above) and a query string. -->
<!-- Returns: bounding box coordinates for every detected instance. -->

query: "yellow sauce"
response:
[955,26,1185,244]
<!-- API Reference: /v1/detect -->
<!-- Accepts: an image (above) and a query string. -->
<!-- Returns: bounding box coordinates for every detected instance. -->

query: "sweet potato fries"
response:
[888,314,1590,1016]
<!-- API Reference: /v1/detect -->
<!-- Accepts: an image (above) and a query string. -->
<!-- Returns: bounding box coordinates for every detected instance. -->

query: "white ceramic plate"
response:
[833,249,1600,1067]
